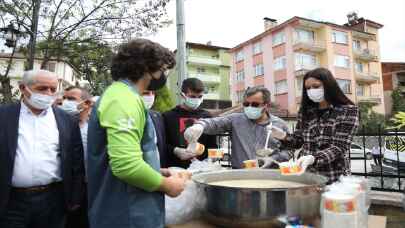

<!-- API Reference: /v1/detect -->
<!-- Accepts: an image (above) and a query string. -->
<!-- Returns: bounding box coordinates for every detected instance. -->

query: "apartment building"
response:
[229,15,386,116]
[381,62,405,116]
[0,53,80,92]
[168,42,232,110]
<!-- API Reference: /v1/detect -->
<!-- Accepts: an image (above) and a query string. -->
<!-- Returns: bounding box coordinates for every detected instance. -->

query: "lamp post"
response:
[0,23,23,48]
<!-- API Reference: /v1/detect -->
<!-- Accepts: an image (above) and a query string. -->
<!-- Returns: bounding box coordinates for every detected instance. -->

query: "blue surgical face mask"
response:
[244,106,264,120]
[60,100,80,114]
[182,93,203,110]
[25,87,56,110]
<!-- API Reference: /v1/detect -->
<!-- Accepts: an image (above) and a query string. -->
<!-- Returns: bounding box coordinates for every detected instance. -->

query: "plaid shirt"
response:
[283,105,359,183]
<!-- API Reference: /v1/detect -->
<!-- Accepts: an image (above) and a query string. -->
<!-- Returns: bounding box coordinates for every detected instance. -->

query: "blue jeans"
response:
[0,184,66,228]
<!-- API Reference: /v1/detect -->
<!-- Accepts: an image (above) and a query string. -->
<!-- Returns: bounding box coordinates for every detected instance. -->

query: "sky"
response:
[144,0,405,62]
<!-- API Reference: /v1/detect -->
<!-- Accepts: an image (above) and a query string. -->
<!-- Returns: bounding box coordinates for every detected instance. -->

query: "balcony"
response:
[398,85,405,93]
[352,30,376,41]
[355,71,379,84]
[187,55,221,66]
[357,96,382,104]
[188,73,221,83]
[203,93,220,100]
[293,39,326,53]
[294,64,319,77]
[353,48,379,62]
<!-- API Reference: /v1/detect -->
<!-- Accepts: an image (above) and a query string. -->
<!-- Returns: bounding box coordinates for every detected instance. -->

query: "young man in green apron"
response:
[87,39,187,228]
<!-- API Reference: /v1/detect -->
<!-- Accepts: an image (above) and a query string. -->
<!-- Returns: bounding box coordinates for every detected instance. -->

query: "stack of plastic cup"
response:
[321,191,359,228]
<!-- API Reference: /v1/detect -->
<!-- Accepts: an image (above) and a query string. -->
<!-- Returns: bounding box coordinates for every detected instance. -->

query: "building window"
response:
[295,29,315,42]
[352,40,361,51]
[253,42,262,55]
[275,80,288,94]
[332,30,348,44]
[47,62,56,72]
[272,31,285,46]
[355,62,363,73]
[337,79,351,94]
[197,67,206,74]
[295,53,317,70]
[356,84,365,96]
[235,70,245,82]
[235,50,244,62]
[254,64,264,76]
[334,55,350,68]
[274,56,286,70]
[204,84,217,94]
[236,90,245,103]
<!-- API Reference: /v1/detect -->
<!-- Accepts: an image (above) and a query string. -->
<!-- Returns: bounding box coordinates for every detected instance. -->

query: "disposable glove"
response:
[184,124,204,143]
[174,147,197,160]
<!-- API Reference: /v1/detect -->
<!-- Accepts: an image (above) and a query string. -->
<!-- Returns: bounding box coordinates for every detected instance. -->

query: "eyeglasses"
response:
[242,101,264,107]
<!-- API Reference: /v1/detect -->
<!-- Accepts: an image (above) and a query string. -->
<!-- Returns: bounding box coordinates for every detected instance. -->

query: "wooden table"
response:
[167,215,386,228]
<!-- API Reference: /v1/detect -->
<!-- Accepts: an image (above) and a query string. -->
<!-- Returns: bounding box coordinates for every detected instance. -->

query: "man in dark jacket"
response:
[163,78,217,168]
[0,70,84,228]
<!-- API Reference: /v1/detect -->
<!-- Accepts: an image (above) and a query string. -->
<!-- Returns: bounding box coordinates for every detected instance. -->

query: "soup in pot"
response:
[209,179,308,188]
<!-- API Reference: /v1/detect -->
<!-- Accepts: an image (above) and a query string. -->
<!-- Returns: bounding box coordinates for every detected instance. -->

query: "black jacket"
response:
[162,106,217,168]
[0,103,85,216]
[149,110,168,168]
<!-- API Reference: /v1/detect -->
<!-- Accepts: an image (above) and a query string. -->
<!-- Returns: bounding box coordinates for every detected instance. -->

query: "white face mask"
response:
[182,93,203,110]
[25,87,56,110]
[307,87,325,103]
[143,95,155,109]
[60,100,80,114]
[244,106,264,120]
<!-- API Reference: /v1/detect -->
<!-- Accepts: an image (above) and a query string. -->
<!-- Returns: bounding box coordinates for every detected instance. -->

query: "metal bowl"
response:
[192,169,328,227]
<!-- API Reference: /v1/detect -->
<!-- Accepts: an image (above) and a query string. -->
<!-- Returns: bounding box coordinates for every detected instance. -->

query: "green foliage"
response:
[391,88,405,114]
[152,85,175,113]
[358,102,386,133]
[390,112,405,130]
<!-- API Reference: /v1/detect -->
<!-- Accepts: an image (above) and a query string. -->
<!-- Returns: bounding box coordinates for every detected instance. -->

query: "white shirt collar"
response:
[20,100,53,117]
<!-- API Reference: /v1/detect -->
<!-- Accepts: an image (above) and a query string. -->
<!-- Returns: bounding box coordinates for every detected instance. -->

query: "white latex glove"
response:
[296,155,315,174]
[184,124,204,143]
[258,157,276,169]
[270,125,287,140]
[174,147,197,160]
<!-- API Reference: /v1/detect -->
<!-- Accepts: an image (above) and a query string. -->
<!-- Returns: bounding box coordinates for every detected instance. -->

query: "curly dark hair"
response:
[111,39,176,81]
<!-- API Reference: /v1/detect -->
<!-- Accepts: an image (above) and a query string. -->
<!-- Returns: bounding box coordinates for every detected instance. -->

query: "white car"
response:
[350,143,372,160]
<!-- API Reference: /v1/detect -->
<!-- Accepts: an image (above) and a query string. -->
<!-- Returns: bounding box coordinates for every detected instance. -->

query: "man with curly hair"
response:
[87,39,187,228]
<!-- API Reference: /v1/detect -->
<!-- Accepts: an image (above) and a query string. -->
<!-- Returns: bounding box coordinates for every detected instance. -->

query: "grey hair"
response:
[243,86,271,104]
[20,69,57,86]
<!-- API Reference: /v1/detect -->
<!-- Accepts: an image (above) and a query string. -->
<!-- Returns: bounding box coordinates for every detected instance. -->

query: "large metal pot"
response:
[192,169,327,227]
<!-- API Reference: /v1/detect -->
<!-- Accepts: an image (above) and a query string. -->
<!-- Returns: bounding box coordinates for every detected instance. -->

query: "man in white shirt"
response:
[0,70,85,228]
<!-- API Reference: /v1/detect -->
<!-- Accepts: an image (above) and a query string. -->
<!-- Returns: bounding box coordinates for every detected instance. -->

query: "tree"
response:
[391,88,405,114]
[390,112,405,130]
[152,85,175,113]
[358,102,386,133]
[0,0,171,103]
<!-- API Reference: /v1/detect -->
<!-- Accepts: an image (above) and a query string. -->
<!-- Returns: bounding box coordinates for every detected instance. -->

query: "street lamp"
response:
[0,23,23,48]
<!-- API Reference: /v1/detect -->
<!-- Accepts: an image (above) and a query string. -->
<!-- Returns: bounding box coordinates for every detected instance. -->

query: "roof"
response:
[344,18,384,29]
[0,52,80,74]
[186,42,230,50]
[229,16,379,52]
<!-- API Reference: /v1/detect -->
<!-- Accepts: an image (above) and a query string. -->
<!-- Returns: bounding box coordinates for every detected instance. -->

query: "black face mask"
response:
[147,71,167,91]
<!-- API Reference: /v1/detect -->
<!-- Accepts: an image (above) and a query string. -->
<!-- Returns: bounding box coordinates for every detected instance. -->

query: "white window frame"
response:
[355,62,363,73]
[296,78,303,96]
[332,30,348,44]
[295,29,315,43]
[253,42,262,55]
[273,56,287,71]
[275,80,288,95]
[235,50,244,62]
[272,31,286,46]
[337,79,352,94]
[356,84,365,96]
[295,53,317,70]
[235,70,245,82]
[196,67,206,74]
[334,55,350,68]
[254,63,264,76]
[352,40,361,51]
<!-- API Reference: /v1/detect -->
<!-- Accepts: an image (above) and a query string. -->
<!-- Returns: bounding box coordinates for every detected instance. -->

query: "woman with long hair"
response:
[271,67,359,183]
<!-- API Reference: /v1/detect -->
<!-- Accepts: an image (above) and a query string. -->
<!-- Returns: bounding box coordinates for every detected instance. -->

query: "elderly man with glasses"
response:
[184,86,291,169]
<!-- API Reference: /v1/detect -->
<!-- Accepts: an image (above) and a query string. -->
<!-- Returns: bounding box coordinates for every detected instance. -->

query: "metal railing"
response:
[214,126,405,193]
[351,127,405,193]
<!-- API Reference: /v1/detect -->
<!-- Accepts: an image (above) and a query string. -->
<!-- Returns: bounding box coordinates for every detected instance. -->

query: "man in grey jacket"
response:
[184,86,290,169]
